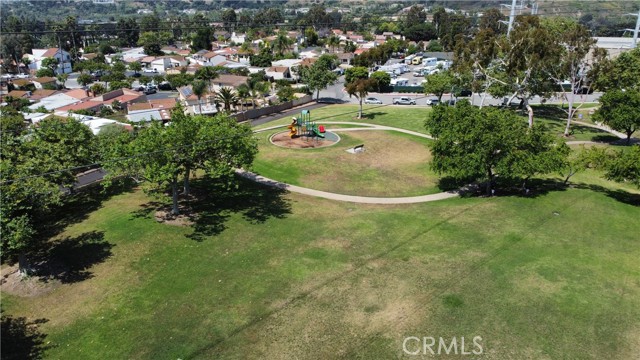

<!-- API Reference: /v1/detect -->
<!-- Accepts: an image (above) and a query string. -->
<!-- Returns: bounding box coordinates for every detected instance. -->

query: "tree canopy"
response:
[593,89,640,144]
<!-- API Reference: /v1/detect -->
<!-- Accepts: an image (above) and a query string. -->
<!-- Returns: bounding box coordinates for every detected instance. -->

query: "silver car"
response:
[364,97,383,104]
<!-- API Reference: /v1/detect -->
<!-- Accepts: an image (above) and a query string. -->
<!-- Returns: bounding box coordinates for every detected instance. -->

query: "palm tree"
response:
[195,66,219,91]
[346,79,375,119]
[273,31,293,56]
[237,78,266,109]
[214,87,239,114]
[236,86,250,112]
[327,34,340,53]
[191,80,208,114]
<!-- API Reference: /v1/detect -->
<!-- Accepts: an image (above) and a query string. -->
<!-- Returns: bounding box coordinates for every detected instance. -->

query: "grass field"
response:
[253,105,432,134]
[253,130,442,197]
[3,105,640,360]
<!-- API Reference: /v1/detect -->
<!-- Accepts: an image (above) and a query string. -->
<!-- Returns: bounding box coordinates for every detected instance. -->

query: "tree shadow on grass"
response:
[464,177,640,207]
[40,179,136,240]
[178,176,291,241]
[1,313,52,360]
[32,230,114,283]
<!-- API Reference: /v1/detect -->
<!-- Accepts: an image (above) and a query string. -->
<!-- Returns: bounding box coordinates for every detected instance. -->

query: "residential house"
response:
[230,32,246,44]
[336,52,355,66]
[56,88,146,113]
[111,47,147,64]
[127,98,177,122]
[265,67,291,81]
[27,48,72,74]
[28,93,82,111]
[191,52,227,66]
[211,74,248,92]
[32,77,57,90]
[149,56,188,73]
[177,85,218,115]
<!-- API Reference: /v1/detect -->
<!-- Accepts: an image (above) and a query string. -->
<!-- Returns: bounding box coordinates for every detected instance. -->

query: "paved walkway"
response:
[247,123,451,204]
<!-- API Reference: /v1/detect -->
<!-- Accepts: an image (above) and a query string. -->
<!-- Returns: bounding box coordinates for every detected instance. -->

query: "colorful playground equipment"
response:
[288,110,326,139]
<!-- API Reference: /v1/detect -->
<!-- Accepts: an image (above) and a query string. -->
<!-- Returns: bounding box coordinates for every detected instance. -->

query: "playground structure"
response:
[287,110,326,139]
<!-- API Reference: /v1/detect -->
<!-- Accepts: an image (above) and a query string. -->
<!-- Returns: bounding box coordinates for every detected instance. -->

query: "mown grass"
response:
[3,104,640,360]
[253,104,432,134]
[253,129,442,197]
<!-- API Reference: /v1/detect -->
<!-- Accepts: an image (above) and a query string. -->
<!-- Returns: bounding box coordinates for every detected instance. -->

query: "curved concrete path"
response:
[247,123,457,204]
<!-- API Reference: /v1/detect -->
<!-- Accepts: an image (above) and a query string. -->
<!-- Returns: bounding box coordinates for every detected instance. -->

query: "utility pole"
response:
[621,8,640,48]
[507,0,517,36]
[632,8,640,48]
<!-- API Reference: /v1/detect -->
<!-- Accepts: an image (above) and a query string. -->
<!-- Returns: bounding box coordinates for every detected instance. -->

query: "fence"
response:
[233,95,313,122]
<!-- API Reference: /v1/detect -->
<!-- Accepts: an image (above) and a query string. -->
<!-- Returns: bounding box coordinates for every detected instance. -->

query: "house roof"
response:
[214,74,248,88]
[57,100,103,112]
[299,58,317,67]
[42,48,63,58]
[31,89,59,100]
[33,77,57,84]
[7,90,30,98]
[28,93,79,111]
[149,98,177,109]
[82,53,98,60]
[127,109,163,123]
[267,66,289,73]
[128,103,153,111]
[64,88,90,100]
[12,79,32,86]
[140,56,156,63]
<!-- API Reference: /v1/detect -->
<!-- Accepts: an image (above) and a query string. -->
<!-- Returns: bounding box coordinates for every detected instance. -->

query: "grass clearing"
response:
[253,129,441,197]
[254,105,432,134]
[3,103,640,360]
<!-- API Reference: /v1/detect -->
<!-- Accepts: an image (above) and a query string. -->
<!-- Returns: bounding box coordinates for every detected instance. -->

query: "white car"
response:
[364,97,383,105]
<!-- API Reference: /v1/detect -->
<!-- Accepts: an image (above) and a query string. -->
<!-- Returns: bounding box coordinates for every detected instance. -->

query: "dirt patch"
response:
[271,131,337,149]
[1,266,59,297]
[154,209,195,226]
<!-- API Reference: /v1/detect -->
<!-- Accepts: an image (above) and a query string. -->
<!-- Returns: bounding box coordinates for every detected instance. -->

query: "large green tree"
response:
[423,70,455,102]
[425,102,568,195]
[298,56,338,100]
[346,78,376,119]
[592,90,640,144]
[592,47,640,92]
[1,115,96,273]
[101,113,257,215]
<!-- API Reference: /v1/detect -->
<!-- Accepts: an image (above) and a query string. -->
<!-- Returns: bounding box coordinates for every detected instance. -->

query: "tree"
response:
[214,87,238,113]
[327,34,341,53]
[304,28,319,47]
[593,90,640,144]
[1,115,96,274]
[57,73,69,88]
[344,66,369,85]
[423,70,454,102]
[41,57,59,74]
[346,78,376,119]
[36,68,55,78]
[138,32,164,56]
[101,113,258,215]
[195,66,219,91]
[191,27,213,52]
[605,146,640,188]
[77,73,93,87]
[273,31,293,56]
[192,80,208,115]
[370,71,391,92]
[129,61,142,75]
[222,8,237,32]
[425,102,568,195]
[403,23,437,42]
[238,78,267,109]
[543,18,598,136]
[90,83,106,96]
[298,59,338,100]
[405,5,426,28]
[592,47,640,92]
[276,85,296,102]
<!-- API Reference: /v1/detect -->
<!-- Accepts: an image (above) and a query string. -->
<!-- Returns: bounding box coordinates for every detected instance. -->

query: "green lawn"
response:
[3,104,640,360]
[253,129,442,197]
[254,105,432,134]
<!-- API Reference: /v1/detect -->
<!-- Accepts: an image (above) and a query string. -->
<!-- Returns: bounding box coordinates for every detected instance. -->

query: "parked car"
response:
[158,81,172,90]
[364,97,382,104]
[392,97,416,105]
[143,68,159,74]
[574,87,594,94]
[143,85,157,95]
[426,98,439,106]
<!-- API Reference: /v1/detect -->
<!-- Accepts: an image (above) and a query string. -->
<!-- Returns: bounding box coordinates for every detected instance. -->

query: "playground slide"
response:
[312,128,325,138]
[288,126,297,138]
